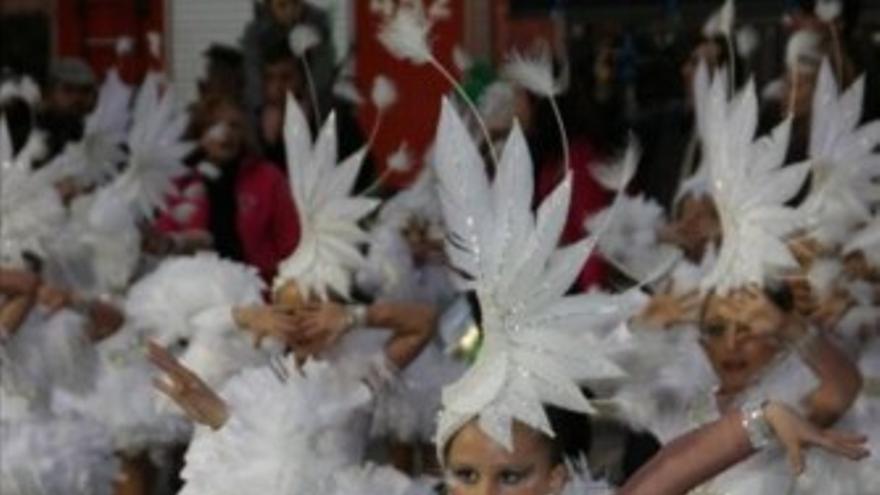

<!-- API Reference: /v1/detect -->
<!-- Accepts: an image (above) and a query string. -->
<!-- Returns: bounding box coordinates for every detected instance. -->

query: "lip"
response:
[721,359,748,374]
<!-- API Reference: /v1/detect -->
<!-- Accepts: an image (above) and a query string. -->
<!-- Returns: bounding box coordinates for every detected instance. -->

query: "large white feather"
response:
[274,94,379,299]
[697,71,808,293]
[433,100,637,452]
[800,59,880,245]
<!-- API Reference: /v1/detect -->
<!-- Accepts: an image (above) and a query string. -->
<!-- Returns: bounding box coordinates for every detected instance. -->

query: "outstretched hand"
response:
[148,340,229,430]
[763,401,869,474]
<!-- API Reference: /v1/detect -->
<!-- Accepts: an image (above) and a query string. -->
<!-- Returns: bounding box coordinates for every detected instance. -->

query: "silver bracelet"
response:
[741,398,775,450]
[346,304,368,329]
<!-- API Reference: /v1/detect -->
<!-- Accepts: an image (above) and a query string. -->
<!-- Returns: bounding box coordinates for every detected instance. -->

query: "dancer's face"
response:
[444,420,567,495]
[664,195,721,261]
[700,289,786,395]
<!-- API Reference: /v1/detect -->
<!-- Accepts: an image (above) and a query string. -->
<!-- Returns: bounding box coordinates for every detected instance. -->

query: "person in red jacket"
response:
[152,95,299,281]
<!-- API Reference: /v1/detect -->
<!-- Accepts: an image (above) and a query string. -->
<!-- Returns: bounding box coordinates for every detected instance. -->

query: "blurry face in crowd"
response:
[201,102,247,164]
[445,420,567,495]
[263,58,302,107]
[48,81,96,117]
[681,41,723,104]
[268,0,303,27]
[783,64,820,119]
[700,289,788,396]
[663,194,721,261]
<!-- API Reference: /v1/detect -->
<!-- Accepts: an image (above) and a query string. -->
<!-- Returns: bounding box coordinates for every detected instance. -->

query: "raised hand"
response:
[148,340,229,430]
[637,282,701,329]
[233,304,301,347]
[292,301,351,357]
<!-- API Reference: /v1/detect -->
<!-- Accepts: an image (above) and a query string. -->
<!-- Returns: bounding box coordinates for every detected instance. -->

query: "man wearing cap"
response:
[35,57,98,162]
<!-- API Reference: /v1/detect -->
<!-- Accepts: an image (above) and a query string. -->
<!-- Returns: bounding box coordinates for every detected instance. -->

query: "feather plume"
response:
[378,5,434,65]
[387,142,413,172]
[274,94,380,300]
[371,74,398,111]
[786,30,823,69]
[501,45,560,97]
[433,100,636,452]
[816,0,842,22]
[735,25,759,59]
[800,59,880,245]
[115,36,134,56]
[702,0,736,38]
[289,24,321,56]
[106,74,191,219]
[696,69,808,292]
[453,45,472,73]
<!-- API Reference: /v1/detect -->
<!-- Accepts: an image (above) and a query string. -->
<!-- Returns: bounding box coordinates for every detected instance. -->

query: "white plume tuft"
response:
[501,45,560,97]
[816,0,842,22]
[786,29,823,70]
[378,5,434,65]
[702,0,736,38]
[289,24,321,57]
[371,74,398,111]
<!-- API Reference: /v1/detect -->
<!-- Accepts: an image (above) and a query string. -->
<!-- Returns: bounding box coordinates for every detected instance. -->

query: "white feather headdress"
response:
[0,117,65,267]
[800,59,880,245]
[105,73,191,220]
[433,99,635,451]
[273,94,380,299]
[697,66,810,293]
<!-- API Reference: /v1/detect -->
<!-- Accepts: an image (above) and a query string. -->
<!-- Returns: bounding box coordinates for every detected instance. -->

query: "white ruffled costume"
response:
[175,95,434,494]
[126,253,281,394]
[1,111,117,495]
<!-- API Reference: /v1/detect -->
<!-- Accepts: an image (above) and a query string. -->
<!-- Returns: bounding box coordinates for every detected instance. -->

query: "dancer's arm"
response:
[618,401,868,495]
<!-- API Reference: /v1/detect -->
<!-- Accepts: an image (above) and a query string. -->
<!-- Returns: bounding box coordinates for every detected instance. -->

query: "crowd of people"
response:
[1,0,879,494]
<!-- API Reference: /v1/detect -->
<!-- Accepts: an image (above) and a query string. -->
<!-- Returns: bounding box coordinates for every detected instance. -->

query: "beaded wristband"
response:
[741,398,775,450]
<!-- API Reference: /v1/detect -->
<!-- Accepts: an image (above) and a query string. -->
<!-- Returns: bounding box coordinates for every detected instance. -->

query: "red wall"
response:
[355,1,464,189]
[55,0,164,84]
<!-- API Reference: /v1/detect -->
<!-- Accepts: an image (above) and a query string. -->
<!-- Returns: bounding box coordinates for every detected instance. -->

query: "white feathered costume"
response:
[175,95,433,494]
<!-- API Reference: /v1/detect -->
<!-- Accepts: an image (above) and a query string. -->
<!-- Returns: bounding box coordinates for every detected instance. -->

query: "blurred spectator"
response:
[198,44,245,103]
[152,95,300,281]
[241,0,336,120]
[257,41,305,168]
[34,57,97,162]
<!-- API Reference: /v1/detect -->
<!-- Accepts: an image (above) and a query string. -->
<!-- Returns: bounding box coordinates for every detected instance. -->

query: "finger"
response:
[814,431,869,459]
[146,341,178,371]
[785,440,805,475]
[152,375,181,398]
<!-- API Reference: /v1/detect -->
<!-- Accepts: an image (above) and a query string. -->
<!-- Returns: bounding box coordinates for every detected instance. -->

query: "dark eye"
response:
[703,324,724,338]
[449,467,479,485]
[499,469,528,485]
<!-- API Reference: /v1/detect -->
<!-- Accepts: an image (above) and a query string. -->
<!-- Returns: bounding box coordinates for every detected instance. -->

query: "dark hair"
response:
[262,38,298,69]
[185,95,249,261]
[205,160,245,261]
[204,44,243,70]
